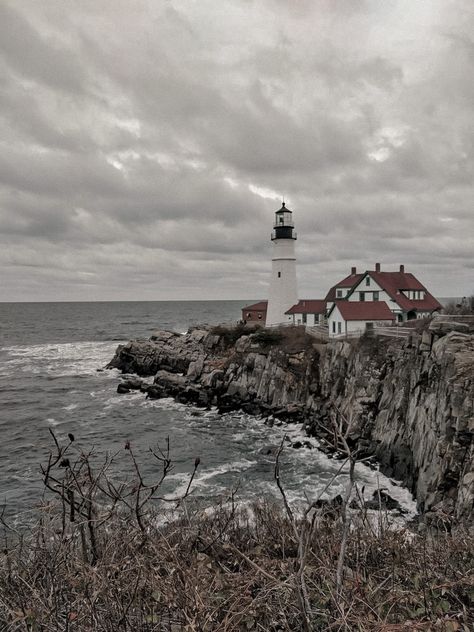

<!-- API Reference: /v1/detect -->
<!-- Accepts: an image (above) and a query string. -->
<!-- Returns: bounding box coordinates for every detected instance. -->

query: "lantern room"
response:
[271,202,297,240]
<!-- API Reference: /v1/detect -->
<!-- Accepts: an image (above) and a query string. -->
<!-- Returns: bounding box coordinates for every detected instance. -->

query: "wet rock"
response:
[117,383,130,394]
[146,384,166,399]
[121,377,143,390]
[314,495,343,512]
[154,370,188,394]
[364,490,402,512]
[273,404,304,422]
[259,446,278,456]
[217,394,240,414]
[242,400,270,416]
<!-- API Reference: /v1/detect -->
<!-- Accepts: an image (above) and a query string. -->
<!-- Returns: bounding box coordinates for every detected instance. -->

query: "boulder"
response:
[146,384,166,399]
[121,377,143,390]
[429,320,469,335]
[364,490,402,512]
[154,370,188,394]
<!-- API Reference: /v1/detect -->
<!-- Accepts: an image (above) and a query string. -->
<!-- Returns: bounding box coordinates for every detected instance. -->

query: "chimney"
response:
[399,264,405,273]
[375,263,381,272]
[351,266,357,275]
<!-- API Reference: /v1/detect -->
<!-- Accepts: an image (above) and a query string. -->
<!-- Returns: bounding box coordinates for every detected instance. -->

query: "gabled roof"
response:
[285,300,326,315]
[333,301,395,321]
[325,273,364,301]
[357,271,442,312]
[242,301,268,312]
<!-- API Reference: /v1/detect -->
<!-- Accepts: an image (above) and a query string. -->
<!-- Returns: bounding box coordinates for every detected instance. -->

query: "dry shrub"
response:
[443,295,474,315]
[0,436,473,631]
[253,326,316,354]
[211,323,258,348]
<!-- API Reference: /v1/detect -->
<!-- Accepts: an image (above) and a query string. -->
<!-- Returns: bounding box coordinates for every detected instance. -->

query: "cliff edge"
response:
[108,321,474,525]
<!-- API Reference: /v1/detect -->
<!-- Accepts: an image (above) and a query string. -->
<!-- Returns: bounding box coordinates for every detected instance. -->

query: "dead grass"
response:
[1,501,473,631]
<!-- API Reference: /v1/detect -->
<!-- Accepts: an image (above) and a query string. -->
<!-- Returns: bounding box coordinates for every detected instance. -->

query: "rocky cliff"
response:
[107,321,474,525]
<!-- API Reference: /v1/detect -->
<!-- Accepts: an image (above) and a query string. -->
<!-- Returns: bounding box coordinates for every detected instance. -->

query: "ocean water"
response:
[0,301,416,523]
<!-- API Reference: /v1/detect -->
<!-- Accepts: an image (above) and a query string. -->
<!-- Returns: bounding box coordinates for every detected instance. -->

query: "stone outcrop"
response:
[107,320,474,525]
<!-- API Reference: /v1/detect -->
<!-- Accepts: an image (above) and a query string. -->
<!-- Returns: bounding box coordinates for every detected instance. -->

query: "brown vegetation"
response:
[0,430,473,631]
[210,323,257,348]
[443,296,474,315]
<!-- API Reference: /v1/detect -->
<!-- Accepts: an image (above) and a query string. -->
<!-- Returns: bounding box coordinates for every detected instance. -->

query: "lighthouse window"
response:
[279,217,284,224]
[278,271,281,278]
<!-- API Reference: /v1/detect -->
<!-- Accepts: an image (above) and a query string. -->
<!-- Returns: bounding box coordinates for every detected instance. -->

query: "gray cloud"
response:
[0,0,473,301]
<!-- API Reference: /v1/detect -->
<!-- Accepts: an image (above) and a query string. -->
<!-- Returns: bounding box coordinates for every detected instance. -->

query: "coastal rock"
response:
[108,325,474,524]
[120,377,143,390]
[364,490,403,512]
[429,320,470,335]
[146,384,166,399]
[154,370,188,395]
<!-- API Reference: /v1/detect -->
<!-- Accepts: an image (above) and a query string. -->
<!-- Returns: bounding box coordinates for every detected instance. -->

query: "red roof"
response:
[242,301,267,312]
[334,301,395,321]
[285,300,326,315]
[368,272,442,312]
[326,268,442,314]
[325,273,364,301]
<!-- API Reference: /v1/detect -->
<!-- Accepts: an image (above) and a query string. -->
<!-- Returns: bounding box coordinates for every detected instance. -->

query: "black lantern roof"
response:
[275,202,292,214]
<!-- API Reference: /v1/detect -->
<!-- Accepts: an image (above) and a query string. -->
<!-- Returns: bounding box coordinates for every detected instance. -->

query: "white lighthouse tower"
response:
[265,202,298,326]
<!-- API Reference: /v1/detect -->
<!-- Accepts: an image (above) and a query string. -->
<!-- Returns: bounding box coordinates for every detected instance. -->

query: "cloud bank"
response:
[0,0,473,301]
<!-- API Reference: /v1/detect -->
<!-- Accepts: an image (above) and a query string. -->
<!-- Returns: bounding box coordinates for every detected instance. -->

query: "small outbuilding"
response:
[285,300,327,326]
[327,301,395,337]
[241,301,267,323]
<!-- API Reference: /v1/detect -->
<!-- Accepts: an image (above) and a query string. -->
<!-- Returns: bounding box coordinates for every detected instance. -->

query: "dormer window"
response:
[365,277,370,286]
[336,289,343,298]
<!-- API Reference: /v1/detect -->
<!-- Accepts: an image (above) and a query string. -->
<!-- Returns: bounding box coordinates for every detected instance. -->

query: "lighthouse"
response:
[265,202,298,326]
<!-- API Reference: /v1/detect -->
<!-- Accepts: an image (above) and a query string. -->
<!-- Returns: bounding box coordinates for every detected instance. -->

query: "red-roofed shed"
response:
[241,301,267,323]
[285,299,327,325]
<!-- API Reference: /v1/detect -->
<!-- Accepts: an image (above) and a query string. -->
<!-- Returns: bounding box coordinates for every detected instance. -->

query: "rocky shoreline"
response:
[107,320,474,527]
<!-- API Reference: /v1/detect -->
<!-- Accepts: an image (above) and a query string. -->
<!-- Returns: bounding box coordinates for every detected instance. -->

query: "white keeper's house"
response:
[241,203,442,336]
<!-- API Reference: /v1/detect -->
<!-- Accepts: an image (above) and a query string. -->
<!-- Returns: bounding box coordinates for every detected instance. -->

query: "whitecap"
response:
[63,403,79,411]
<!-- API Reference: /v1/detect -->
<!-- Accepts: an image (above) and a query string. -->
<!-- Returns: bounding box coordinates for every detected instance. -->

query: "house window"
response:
[332,322,336,333]
[359,292,365,301]
[365,277,370,286]
[373,291,379,301]
[246,313,251,318]
[258,314,262,320]
[278,271,281,278]
[337,322,342,334]
[302,313,307,324]
[336,289,343,298]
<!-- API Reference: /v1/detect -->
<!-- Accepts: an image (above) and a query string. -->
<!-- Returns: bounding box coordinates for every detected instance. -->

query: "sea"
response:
[0,300,428,525]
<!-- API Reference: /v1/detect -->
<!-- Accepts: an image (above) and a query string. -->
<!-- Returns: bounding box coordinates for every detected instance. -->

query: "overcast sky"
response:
[0,0,472,301]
